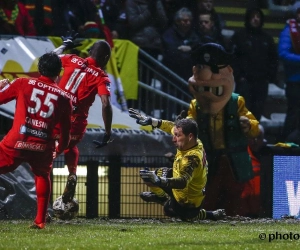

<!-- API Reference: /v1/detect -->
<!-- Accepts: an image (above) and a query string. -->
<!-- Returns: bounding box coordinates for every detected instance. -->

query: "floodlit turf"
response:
[1,218,300,250]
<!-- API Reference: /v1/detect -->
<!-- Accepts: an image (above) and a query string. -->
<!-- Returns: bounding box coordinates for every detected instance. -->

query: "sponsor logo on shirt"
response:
[20,125,48,139]
[28,79,66,97]
[71,135,81,140]
[14,141,46,151]
[53,134,81,140]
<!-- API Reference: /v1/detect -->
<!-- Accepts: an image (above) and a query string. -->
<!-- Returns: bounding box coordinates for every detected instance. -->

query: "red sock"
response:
[34,175,51,224]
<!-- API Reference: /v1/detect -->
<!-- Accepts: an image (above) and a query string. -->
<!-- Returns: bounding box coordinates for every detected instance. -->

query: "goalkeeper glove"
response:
[128,108,162,128]
[93,133,113,148]
[61,30,82,50]
[139,169,168,187]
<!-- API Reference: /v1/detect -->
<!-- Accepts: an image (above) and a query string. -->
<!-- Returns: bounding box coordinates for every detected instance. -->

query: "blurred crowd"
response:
[0,0,240,90]
[0,1,271,80]
[273,0,296,6]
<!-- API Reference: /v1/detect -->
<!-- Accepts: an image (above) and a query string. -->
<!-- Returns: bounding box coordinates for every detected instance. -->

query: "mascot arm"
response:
[187,99,197,120]
[237,96,260,137]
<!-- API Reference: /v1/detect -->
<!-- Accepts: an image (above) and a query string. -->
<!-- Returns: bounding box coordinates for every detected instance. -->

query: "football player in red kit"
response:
[53,34,113,203]
[0,52,72,229]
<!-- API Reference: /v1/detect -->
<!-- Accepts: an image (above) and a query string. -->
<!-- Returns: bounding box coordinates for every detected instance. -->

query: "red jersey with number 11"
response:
[58,54,111,121]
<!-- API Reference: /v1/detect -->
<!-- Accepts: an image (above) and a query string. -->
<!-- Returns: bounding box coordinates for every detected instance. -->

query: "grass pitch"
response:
[1,218,300,250]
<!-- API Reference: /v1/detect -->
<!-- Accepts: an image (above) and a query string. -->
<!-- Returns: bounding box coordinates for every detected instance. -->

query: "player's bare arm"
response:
[101,94,113,136]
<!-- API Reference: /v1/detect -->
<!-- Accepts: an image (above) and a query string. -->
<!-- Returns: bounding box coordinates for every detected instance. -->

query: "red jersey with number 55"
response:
[0,76,72,158]
[58,54,111,121]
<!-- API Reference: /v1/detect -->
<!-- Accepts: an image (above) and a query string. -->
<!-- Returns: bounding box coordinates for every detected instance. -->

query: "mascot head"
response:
[189,43,235,114]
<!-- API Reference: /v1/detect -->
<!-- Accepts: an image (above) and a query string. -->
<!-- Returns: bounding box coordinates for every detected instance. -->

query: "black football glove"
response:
[93,133,113,148]
[61,30,82,50]
[128,108,161,128]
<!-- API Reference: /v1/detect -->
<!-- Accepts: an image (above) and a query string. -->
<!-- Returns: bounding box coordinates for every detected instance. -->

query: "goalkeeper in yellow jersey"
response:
[129,109,225,221]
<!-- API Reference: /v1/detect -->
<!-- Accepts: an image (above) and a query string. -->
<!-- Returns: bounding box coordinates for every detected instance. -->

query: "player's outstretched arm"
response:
[101,95,113,135]
[53,30,82,55]
[128,108,162,128]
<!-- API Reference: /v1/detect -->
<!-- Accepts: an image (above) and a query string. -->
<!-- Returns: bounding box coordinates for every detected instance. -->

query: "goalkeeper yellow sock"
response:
[195,209,207,220]
[194,210,223,221]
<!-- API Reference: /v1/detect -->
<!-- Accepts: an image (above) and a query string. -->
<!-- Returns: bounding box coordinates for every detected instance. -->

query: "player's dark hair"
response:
[38,52,62,77]
[89,40,111,68]
[175,118,198,138]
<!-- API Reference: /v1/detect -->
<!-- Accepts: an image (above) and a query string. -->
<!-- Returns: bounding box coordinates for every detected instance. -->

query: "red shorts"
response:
[54,119,87,148]
[0,143,53,176]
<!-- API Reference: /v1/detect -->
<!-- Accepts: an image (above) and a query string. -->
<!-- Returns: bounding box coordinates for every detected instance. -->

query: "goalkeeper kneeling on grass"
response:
[129,109,225,221]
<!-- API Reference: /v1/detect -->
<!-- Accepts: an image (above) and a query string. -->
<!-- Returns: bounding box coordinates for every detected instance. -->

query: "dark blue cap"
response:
[191,43,232,72]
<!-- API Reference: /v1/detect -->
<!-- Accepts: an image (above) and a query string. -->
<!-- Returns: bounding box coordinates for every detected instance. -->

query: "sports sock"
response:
[34,175,50,224]
[195,209,207,220]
